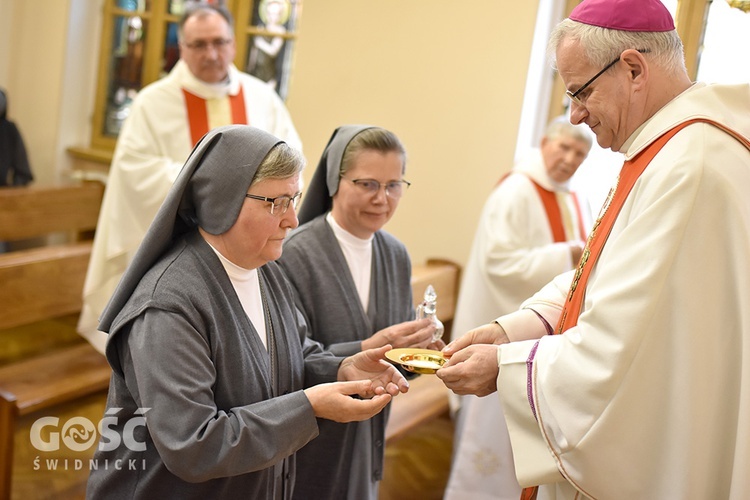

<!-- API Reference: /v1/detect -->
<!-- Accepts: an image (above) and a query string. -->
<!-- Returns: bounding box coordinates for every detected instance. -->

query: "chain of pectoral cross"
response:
[567,174,621,301]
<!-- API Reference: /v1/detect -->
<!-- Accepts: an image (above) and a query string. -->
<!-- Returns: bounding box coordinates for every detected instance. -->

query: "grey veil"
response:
[98,125,282,332]
[296,124,374,224]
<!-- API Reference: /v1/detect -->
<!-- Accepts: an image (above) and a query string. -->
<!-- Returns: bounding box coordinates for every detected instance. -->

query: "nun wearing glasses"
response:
[86,125,408,500]
[277,125,441,500]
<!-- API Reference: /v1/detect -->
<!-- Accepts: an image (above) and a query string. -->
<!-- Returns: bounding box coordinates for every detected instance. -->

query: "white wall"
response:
[1,0,71,186]
[0,0,14,86]
[56,0,103,182]
[288,0,539,265]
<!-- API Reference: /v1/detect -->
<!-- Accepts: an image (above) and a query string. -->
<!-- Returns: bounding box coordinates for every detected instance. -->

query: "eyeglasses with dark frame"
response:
[566,49,651,106]
[340,177,411,199]
[245,192,302,215]
[183,38,233,52]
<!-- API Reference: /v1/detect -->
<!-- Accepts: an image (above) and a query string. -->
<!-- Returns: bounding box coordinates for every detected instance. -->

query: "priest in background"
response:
[444,117,591,500]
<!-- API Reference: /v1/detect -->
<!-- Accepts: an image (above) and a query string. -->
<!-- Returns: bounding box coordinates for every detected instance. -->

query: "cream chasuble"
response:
[496,83,750,500]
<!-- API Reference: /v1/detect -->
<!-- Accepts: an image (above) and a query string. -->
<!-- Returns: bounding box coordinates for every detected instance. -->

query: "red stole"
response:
[557,118,750,333]
[182,86,248,146]
[528,179,587,242]
[520,117,750,500]
[497,172,585,242]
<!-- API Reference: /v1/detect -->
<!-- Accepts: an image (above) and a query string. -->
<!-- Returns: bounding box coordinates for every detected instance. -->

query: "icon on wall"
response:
[246,0,300,100]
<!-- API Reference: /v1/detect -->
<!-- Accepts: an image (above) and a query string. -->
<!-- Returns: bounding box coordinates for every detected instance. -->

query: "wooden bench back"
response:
[0,243,93,330]
[0,182,104,362]
[0,183,103,241]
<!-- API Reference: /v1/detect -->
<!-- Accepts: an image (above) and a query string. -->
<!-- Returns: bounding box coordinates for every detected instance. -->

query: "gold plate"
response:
[385,348,447,375]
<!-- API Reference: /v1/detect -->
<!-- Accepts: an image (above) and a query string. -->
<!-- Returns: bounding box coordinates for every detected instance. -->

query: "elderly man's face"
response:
[556,38,633,152]
[180,11,236,84]
[540,134,591,184]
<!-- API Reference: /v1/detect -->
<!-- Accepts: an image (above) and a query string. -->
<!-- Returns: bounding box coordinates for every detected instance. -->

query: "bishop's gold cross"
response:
[566,177,619,301]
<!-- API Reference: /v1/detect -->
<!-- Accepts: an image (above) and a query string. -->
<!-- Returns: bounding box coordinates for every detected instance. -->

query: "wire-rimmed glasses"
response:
[340,177,411,199]
[183,38,233,52]
[566,49,651,106]
[245,192,302,215]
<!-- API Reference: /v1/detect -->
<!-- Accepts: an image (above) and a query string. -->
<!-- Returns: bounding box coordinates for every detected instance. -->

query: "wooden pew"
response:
[385,258,462,444]
[0,183,111,500]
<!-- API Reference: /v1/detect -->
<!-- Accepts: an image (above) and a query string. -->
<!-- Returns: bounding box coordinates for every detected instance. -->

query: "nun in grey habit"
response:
[277,125,438,500]
[86,125,407,500]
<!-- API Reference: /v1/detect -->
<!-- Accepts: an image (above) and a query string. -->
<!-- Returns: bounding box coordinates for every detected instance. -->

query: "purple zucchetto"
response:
[570,0,676,32]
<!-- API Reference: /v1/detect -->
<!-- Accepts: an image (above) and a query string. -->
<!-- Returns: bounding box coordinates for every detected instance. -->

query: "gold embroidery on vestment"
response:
[568,176,620,301]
